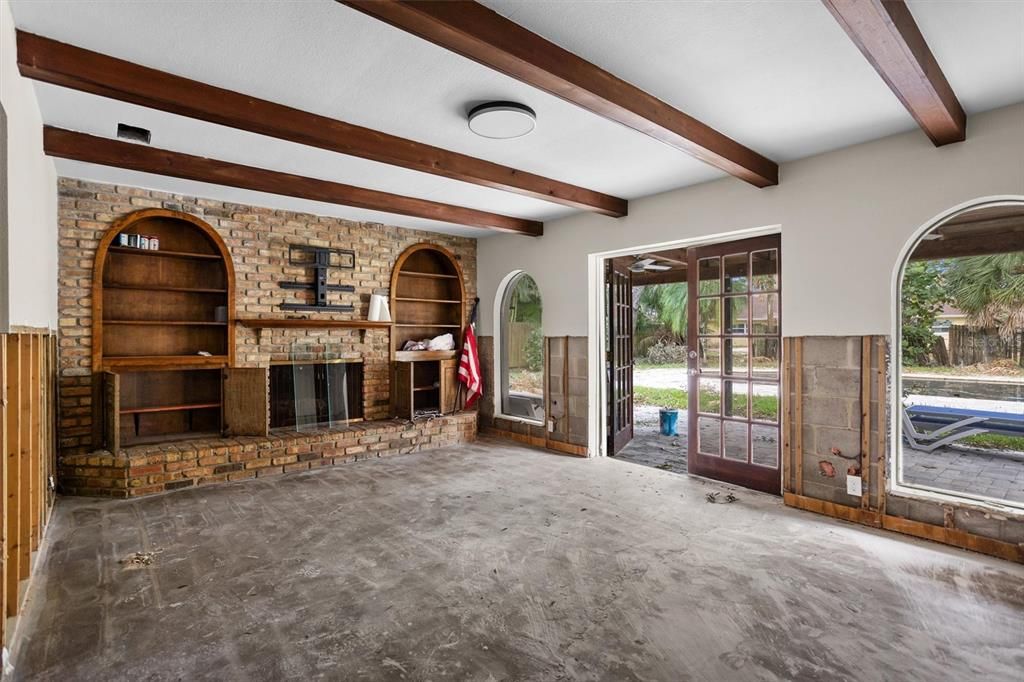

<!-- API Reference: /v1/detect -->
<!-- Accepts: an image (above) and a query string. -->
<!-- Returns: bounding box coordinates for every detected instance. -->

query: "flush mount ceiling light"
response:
[467,101,536,139]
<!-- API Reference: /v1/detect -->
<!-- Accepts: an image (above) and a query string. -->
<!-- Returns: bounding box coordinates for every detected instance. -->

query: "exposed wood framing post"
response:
[794,338,804,496]
[860,336,872,510]
[876,336,887,517]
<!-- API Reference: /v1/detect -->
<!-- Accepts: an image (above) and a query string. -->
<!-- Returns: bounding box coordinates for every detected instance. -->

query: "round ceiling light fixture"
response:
[467,101,536,139]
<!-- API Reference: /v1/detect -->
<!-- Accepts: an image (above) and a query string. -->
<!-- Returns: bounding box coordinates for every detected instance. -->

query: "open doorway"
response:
[606,235,783,495]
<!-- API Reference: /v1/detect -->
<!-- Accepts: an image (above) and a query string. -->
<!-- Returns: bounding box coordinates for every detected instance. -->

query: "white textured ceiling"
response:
[8,0,1024,238]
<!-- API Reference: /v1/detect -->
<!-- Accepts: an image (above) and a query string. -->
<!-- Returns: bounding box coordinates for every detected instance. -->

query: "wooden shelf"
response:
[120,402,220,415]
[395,350,458,362]
[395,297,461,304]
[413,386,439,392]
[105,283,227,294]
[394,323,460,328]
[398,270,459,280]
[109,246,222,261]
[103,355,229,369]
[104,320,226,326]
[237,318,393,330]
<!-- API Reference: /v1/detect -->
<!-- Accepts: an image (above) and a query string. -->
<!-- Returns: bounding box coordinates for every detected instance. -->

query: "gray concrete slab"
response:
[12,439,1024,681]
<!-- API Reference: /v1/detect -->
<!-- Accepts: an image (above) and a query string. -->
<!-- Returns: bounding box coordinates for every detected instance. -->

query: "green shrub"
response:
[524,327,544,372]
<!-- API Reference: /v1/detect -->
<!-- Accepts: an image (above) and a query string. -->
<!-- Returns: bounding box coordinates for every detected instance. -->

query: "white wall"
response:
[477,104,1024,338]
[0,0,58,331]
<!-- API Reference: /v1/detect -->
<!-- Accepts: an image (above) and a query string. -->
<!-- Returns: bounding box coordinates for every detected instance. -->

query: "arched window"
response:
[497,271,544,423]
[897,201,1024,508]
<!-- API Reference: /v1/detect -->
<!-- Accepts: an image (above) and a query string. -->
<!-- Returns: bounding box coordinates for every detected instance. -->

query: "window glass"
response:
[500,274,544,422]
[898,205,1024,509]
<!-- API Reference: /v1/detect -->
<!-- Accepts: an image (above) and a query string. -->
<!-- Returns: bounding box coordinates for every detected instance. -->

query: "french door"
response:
[686,236,782,494]
[606,258,634,456]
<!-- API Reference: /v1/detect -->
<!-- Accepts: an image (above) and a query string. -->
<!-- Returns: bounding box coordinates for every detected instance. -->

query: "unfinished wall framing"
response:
[1,330,58,645]
[782,335,1023,563]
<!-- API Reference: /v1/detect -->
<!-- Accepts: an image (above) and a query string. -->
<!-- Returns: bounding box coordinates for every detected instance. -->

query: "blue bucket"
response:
[659,408,679,436]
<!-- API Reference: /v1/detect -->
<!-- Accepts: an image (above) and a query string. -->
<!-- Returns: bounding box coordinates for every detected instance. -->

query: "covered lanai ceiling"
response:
[9,0,1024,238]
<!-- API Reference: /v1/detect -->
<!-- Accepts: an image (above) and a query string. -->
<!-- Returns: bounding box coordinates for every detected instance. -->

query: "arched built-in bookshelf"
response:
[92,209,235,446]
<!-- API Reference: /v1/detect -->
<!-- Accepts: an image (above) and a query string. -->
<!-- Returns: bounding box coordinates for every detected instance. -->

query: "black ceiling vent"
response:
[116,123,151,144]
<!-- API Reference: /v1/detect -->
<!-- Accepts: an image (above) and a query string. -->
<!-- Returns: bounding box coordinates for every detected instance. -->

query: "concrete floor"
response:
[13,439,1024,681]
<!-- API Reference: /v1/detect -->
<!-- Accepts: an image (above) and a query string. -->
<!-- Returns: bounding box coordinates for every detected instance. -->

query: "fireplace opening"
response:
[269,360,363,430]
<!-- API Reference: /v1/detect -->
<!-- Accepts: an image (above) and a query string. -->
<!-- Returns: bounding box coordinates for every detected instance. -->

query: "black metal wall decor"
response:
[279,245,357,312]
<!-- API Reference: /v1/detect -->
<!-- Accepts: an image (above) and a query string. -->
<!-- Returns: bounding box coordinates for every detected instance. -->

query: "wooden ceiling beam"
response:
[341,1,778,188]
[821,0,966,146]
[44,127,542,236]
[18,31,624,218]
[630,268,688,287]
[909,229,1024,260]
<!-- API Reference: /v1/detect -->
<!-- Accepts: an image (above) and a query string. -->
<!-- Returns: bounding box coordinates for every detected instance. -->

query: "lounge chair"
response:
[903,401,1024,453]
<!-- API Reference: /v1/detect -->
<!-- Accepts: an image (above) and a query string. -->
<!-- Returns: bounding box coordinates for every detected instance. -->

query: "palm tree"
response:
[945,252,1024,341]
[637,283,687,336]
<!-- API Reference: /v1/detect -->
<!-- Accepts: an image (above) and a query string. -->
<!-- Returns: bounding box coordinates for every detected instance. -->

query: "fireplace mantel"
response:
[237,318,392,330]
[238,318,392,343]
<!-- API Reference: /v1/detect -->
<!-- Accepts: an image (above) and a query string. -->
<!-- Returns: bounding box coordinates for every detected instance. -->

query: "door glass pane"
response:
[724,421,748,462]
[698,257,721,295]
[752,424,779,467]
[751,293,779,335]
[724,379,748,418]
[723,253,748,293]
[724,296,748,334]
[724,337,748,377]
[699,337,721,374]
[698,377,721,414]
[751,338,780,379]
[751,383,779,422]
[698,417,721,456]
[751,249,778,291]
[698,298,720,335]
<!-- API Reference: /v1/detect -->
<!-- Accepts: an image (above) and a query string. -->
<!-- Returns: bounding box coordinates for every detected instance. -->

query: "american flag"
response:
[458,299,482,408]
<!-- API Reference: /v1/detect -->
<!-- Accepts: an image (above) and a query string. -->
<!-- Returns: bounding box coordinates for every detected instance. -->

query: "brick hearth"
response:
[59,412,477,497]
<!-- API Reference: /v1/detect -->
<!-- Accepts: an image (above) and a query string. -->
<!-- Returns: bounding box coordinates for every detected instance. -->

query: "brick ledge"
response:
[59,412,477,498]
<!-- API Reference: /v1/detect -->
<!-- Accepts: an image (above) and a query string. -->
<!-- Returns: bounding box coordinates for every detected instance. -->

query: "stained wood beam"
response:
[909,229,1024,260]
[43,127,542,236]
[822,0,966,146]
[17,31,624,218]
[341,1,778,188]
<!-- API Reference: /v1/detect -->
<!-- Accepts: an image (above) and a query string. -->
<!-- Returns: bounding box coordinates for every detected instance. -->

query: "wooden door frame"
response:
[586,227,781,458]
[686,234,783,495]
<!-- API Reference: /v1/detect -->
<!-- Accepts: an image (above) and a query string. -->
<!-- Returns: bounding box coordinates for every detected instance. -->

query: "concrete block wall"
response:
[55,178,477,458]
[786,336,884,510]
[545,336,589,448]
[786,336,1023,557]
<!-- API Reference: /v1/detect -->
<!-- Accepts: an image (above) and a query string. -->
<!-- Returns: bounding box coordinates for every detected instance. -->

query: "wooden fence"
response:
[948,327,1024,367]
[1,331,57,646]
[507,322,534,369]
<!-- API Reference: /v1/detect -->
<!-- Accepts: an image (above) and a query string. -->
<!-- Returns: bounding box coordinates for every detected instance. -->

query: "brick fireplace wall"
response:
[56,178,477,460]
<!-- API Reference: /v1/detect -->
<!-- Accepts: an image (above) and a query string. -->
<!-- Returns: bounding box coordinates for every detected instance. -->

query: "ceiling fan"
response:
[628,257,673,273]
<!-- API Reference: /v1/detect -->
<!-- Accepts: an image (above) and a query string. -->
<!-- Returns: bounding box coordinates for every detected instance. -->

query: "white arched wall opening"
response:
[492,269,545,425]
[889,194,1024,510]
